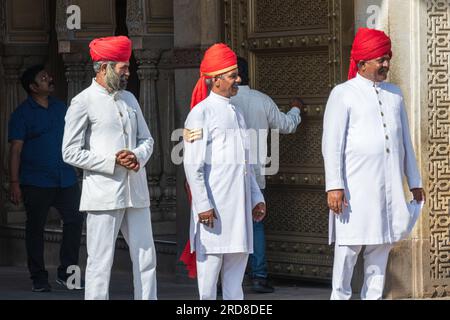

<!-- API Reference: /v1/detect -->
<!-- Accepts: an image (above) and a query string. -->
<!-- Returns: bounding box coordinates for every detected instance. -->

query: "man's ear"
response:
[213,78,221,88]
[100,63,108,75]
[29,83,39,94]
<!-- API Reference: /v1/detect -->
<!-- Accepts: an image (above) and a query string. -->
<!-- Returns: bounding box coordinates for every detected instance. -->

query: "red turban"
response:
[89,36,132,62]
[190,43,237,109]
[348,28,392,80]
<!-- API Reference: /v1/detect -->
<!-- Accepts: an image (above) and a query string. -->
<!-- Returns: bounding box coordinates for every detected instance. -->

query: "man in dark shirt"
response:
[8,65,84,292]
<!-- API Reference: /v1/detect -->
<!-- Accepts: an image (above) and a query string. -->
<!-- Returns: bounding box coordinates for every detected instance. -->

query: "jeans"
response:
[249,186,268,279]
[249,220,268,279]
[22,184,84,283]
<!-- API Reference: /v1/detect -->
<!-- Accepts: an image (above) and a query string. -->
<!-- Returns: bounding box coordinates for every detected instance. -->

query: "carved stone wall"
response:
[426,0,450,297]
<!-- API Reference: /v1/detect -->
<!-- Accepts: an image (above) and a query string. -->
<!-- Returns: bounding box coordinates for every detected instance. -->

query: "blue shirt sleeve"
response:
[8,109,26,142]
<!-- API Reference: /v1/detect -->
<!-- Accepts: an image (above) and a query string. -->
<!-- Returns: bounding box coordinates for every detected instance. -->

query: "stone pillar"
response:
[135,49,164,223]
[62,53,90,104]
[159,51,177,226]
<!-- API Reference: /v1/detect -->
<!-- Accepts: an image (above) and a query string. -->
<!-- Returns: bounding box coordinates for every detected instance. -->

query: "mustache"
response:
[119,74,128,83]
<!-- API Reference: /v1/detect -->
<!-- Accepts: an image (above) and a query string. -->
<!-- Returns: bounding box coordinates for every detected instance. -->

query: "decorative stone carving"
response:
[127,0,145,36]
[172,48,203,68]
[135,49,164,221]
[158,50,176,222]
[426,0,450,296]
[135,48,164,65]
[62,52,91,103]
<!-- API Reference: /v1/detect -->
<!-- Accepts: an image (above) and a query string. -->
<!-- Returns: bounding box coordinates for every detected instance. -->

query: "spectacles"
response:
[39,74,51,82]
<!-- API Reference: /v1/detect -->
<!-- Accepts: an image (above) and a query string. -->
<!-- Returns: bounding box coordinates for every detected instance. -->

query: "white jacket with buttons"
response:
[62,79,153,211]
[183,92,265,254]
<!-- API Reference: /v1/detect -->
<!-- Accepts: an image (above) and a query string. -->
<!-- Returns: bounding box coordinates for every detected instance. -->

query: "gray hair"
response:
[93,61,117,73]
[205,74,224,87]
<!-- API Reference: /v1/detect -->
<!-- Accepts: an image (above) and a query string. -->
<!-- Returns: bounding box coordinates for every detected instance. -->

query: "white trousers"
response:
[196,252,248,300]
[85,207,157,300]
[331,243,393,300]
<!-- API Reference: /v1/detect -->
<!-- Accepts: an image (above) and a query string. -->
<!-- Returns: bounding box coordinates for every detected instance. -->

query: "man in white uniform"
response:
[230,57,302,293]
[322,28,425,300]
[183,43,266,300]
[62,36,157,300]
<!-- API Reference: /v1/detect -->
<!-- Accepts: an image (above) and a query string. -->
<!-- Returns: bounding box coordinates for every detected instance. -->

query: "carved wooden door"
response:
[224,0,354,281]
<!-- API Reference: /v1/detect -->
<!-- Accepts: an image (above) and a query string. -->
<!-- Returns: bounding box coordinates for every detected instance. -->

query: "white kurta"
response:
[62,79,153,211]
[322,73,422,245]
[231,85,301,189]
[183,91,265,254]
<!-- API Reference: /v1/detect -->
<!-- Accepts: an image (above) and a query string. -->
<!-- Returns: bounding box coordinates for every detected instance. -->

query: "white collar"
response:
[92,78,121,99]
[209,91,231,103]
[356,73,382,88]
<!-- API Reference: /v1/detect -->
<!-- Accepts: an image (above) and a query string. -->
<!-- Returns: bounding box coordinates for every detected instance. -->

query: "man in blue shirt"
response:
[8,65,84,292]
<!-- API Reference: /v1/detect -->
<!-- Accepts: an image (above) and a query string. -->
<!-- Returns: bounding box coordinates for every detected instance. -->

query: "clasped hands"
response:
[116,150,140,172]
[198,202,267,228]
[327,188,426,215]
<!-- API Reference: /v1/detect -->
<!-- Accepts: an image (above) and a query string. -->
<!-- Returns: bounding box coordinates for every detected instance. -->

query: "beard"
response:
[105,64,128,92]
[378,67,389,77]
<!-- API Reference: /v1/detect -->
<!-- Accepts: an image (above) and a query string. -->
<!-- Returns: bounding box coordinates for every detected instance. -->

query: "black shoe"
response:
[251,278,274,294]
[56,277,85,290]
[32,281,51,292]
